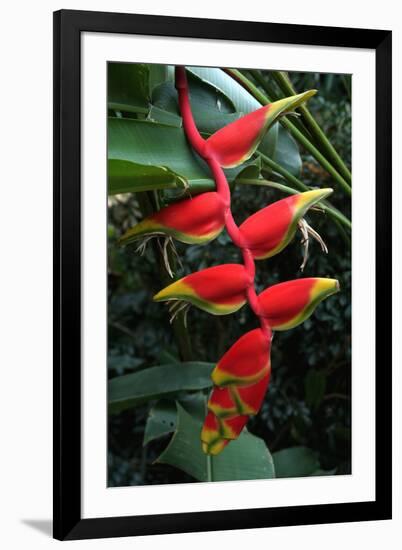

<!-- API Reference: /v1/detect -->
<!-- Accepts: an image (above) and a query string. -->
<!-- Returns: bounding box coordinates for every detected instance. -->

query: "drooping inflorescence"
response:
[120,66,340,455]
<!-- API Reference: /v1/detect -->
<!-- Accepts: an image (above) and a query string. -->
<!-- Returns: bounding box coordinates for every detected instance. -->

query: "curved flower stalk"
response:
[151,67,340,456]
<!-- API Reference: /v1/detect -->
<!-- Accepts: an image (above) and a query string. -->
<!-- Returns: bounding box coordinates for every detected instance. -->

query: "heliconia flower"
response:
[211,329,270,386]
[229,373,271,416]
[208,372,271,418]
[119,192,226,246]
[201,411,229,455]
[205,90,316,168]
[239,189,333,260]
[153,264,251,316]
[207,386,239,418]
[219,415,249,440]
[258,277,340,331]
[202,329,272,455]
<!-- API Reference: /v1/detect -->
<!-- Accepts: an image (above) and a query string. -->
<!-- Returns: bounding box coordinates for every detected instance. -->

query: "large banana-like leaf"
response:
[272,446,320,478]
[156,403,275,482]
[274,125,302,176]
[108,117,214,194]
[108,63,175,114]
[108,117,260,195]
[143,400,178,446]
[108,362,214,414]
[109,160,187,195]
[143,392,205,446]
[188,66,261,113]
[108,63,150,114]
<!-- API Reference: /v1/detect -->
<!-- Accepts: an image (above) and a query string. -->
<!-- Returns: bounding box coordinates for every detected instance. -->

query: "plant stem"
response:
[257,151,309,192]
[270,71,352,184]
[237,178,300,196]
[238,176,351,231]
[225,69,352,197]
[238,165,351,232]
[176,66,272,335]
[203,393,213,481]
[206,454,213,482]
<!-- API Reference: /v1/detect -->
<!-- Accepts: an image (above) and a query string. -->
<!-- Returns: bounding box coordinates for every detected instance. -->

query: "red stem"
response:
[175,66,271,338]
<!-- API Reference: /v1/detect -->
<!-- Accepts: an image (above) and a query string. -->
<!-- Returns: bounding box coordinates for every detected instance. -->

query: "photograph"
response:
[107,62,352,487]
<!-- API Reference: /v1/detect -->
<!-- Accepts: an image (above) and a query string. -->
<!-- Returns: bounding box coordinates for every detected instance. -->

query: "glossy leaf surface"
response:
[108,362,214,414]
[156,404,275,481]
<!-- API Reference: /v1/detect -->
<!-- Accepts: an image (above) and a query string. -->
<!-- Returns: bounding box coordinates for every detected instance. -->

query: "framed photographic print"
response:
[53,9,392,541]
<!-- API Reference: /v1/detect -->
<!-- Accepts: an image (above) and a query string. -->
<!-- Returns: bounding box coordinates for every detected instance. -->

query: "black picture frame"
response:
[53,9,392,541]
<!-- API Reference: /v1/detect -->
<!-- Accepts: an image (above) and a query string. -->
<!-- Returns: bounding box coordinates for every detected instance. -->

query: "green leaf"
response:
[198,113,243,135]
[152,78,235,136]
[156,404,275,482]
[187,67,261,114]
[273,125,302,176]
[188,71,235,116]
[149,64,174,92]
[179,391,206,421]
[147,105,182,127]
[143,392,205,446]
[108,63,150,114]
[304,369,327,409]
[311,468,337,476]
[151,81,180,115]
[273,446,320,478]
[108,117,215,194]
[156,349,180,365]
[143,400,178,446]
[108,352,143,372]
[108,362,214,414]
[108,160,187,194]
[259,122,279,160]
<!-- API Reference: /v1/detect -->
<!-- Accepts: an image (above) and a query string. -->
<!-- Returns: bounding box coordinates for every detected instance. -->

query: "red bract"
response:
[205,91,316,168]
[200,411,229,456]
[239,189,333,260]
[201,329,272,454]
[258,278,340,330]
[211,328,270,386]
[153,264,251,315]
[219,415,249,440]
[119,192,226,246]
[231,373,271,416]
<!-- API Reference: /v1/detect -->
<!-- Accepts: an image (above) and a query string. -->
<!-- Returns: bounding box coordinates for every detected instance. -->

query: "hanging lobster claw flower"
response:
[219,415,249,440]
[208,372,271,419]
[205,90,316,168]
[258,278,340,331]
[211,328,270,386]
[207,386,239,418]
[119,192,226,246]
[202,329,272,455]
[239,189,333,260]
[153,264,251,316]
[230,373,271,416]
[201,411,229,455]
